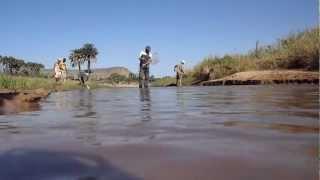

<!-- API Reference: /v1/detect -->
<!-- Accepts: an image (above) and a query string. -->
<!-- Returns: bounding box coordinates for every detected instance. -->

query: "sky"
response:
[0,0,318,77]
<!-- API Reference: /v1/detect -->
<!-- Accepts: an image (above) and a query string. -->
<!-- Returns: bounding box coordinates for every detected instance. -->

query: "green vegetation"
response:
[69,43,99,75]
[0,74,104,91]
[153,27,319,86]
[193,27,319,80]
[152,73,195,87]
[0,43,103,91]
[0,74,60,90]
[1,28,318,88]
[152,76,176,87]
[108,73,128,84]
[102,73,139,85]
[0,56,44,76]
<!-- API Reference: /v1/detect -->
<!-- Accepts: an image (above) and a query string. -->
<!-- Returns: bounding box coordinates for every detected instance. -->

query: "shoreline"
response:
[200,70,319,86]
[0,88,50,115]
[0,81,138,114]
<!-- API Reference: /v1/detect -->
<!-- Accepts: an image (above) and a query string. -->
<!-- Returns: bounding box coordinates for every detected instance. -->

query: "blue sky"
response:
[0,0,317,77]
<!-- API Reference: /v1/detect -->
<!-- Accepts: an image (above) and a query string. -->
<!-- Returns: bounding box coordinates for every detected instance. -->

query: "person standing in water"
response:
[53,59,62,82]
[174,60,185,87]
[59,58,67,82]
[138,46,152,88]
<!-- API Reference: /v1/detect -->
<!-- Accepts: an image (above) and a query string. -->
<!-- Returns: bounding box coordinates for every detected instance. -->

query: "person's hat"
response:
[145,46,151,51]
[181,60,185,64]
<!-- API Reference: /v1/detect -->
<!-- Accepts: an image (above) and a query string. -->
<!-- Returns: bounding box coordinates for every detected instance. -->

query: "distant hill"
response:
[43,66,134,80]
[90,67,132,80]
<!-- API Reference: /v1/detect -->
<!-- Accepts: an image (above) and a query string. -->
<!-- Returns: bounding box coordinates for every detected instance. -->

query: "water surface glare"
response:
[0,85,318,180]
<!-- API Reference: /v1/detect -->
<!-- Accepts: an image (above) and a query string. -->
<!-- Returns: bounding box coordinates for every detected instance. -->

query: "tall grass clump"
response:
[193,55,258,80]
[193,27,319,81]
[0,75,56,90]
[152,76,176,87]
[0,74,86,91]
[259,27,319,70]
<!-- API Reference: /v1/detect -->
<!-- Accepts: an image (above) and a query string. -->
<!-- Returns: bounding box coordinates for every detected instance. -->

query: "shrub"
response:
[192,27,319,81]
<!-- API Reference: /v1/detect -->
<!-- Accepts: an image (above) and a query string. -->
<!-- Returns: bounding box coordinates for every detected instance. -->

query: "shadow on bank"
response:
[0,149,142,180]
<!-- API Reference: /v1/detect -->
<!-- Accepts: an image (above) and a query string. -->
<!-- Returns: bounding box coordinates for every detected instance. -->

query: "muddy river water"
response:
[0,85,318,180]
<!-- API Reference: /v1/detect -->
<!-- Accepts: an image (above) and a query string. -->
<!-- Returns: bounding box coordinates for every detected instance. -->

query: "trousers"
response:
[139,67,149,88]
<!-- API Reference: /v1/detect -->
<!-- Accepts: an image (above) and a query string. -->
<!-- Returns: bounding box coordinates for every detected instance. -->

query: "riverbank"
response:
[0,74,87,91]
[0,88,50,115]
[200,70,319,86]
[152,27,319,87]
[152,70,319,87]
[0,75,95,114]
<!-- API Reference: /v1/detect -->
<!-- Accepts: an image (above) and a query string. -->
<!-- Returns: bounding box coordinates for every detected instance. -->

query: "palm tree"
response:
[69,43,98,86]
[69,43,98,74]
[69,48,85,73]
[81,43,98,74]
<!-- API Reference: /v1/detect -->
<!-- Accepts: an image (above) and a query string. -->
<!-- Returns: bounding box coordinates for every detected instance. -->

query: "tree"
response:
[23,62,44,76]
[0,56,24,74]
[128,72,139,81]
[0,56,13,73]
[150,75,155,82]
[0,56,44,76]
[69,48,85,73]
[69,43,98,75]
[109,73,127,84]
[81,43,98,74]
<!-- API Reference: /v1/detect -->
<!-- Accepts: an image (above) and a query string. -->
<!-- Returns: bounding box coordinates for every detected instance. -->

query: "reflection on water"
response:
[0,85,318,180]
[139,89,152,122]
[0,85,318,141]
[73,90,97,118]
[0,149,141,180]
[219,121,319,133]
[0,85,317,145]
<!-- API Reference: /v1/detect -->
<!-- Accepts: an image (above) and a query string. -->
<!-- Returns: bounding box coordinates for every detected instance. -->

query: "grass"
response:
[0,74,105,91]
[152,71,196,87]
[0,75,55,90]
[152,76,176,87]
[154,27,319,86]
[193,27,319,81]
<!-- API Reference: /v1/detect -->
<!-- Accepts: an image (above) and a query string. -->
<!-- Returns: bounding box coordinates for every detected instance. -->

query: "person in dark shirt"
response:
[138,46,152,88]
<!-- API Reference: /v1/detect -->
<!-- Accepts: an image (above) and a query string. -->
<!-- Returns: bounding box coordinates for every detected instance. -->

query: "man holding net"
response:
[174,60,185,87]
[138,46,153,88]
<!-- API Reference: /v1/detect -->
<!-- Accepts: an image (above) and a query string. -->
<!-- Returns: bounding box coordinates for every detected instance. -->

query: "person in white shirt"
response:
[53,59,62,82]
[174,60,185,87]
[138,46,152,88]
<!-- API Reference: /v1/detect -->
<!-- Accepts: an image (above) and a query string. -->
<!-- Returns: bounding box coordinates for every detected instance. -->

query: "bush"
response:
[108,73,128,84]
[0,56,44,76]
[192,27,319,81]
[0,74,86,90]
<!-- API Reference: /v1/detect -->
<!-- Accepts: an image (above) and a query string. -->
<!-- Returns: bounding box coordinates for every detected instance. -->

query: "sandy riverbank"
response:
[201,70,319,86]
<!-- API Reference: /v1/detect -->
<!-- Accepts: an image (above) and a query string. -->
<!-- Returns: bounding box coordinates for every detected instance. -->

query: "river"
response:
[0,85,318,180]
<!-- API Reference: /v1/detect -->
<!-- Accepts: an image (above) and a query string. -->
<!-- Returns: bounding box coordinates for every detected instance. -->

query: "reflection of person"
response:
[139,88,152,122]
[59,58,67,82]
[174,60,185,87]
[138,46,152,88]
